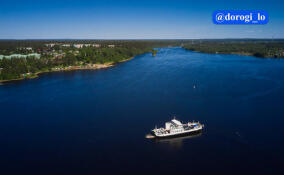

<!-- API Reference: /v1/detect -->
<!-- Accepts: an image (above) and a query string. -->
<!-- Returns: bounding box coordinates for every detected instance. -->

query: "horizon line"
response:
[0,38,284,40]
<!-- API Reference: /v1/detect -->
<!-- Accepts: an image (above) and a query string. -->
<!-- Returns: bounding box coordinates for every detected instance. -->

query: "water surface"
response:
[1,47,284,174]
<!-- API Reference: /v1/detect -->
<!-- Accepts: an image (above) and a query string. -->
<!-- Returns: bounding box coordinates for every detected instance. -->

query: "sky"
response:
[0,0,283,39]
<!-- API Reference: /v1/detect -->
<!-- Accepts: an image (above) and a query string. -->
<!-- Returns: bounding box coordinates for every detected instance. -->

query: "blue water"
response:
[1,47,284,174]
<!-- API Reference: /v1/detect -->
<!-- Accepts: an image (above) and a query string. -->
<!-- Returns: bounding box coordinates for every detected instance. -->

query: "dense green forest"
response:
[0,40,184,55]
[183,40,284,58]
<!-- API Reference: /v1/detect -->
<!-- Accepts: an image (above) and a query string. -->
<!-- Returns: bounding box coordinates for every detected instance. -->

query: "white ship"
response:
[151,118,204,138]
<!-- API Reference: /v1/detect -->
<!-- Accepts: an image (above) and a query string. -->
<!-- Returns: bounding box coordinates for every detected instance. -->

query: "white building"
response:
[62,44,71,47]
[92,44,101,48]
[45,43,56,47]
[74,44,84,48]
[0,53,41,59]
[73,44,96,48]
[84,44,91,47]
[24,47,33,50]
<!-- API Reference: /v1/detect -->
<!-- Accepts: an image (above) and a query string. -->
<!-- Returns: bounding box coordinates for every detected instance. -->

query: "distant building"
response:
[84,44,91,47]
[72,43,102,48]
[92,44,101,48]
[0,53,41,59]
[74,44,84,48]
[108,45,115,48]
[17,47,33,51]
[54,53,65,59]
[45,43,56,47]
[62,44,71,47]
[19,47,33,51]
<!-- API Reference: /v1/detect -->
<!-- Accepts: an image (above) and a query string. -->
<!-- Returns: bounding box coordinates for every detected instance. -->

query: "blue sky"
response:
[0,0,283,39]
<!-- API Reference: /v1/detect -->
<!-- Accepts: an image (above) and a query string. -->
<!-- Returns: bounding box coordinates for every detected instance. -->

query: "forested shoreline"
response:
[1,39,284,83]
[0,40,183,82]
[182,40,284,58]
[0,48,148,81]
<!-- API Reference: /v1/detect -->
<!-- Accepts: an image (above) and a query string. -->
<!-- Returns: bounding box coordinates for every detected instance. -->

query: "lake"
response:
[0,47,284,175]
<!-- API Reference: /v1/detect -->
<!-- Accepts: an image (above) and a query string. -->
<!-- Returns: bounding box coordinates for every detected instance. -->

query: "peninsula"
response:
[0,40,175,83]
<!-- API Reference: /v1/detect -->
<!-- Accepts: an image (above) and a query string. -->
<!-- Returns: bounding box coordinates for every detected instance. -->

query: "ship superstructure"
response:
[152,118,204,138]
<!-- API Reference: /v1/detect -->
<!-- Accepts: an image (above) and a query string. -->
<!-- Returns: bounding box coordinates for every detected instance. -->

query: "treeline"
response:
[0,40,184,55]
[0,57,50,80]
[77,47,152,64]
[1,39,284,55]
[0,45,156,81]
[183,41,284,58]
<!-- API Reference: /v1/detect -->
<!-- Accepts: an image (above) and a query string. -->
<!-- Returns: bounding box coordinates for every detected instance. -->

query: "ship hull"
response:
[152,128,203,139]
[154,131,202,143]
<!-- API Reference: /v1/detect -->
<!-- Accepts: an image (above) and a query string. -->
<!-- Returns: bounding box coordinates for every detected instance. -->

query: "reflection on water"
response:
[154,131,202,148]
